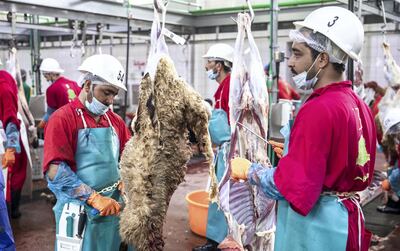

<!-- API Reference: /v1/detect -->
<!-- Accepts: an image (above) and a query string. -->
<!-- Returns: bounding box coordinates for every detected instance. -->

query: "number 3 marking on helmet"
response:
[327,16,339,27]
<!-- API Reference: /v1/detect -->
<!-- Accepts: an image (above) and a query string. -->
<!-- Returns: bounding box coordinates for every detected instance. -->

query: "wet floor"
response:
[9,153,400,250]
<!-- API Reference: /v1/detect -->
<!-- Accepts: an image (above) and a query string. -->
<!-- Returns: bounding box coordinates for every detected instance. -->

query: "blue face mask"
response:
[207,68,219,80]
[292,54,322,90]
[85,96,109,115]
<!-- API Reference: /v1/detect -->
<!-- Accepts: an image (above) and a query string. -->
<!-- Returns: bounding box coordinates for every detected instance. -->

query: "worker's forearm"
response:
[46,162,93,201]
[46,163,59,181]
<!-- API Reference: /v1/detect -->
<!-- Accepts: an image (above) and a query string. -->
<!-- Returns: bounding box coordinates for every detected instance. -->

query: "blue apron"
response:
[206,109,230,243]
[53,109,132,251]
[275,121,350,251]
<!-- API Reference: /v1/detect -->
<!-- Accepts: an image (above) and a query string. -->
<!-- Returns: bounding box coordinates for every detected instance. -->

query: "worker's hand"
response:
[37,120,46,129]
[87,192,121,216]
[381,179,391,191]
[230,157,252,181]
[117,181,129,204]
[2,148,16,168]
[269,140,284,159]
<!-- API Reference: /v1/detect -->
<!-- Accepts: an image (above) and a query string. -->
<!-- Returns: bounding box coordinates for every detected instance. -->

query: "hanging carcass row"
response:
[119,56,213,251]
[216,12,276,251]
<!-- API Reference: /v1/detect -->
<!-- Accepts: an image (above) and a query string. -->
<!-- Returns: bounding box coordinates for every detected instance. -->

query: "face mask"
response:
[85,96,109,115]
[292,54,322,90]
[207,68,219,80]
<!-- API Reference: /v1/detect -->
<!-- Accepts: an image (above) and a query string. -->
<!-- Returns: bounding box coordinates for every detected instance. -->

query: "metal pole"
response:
[32,15,41,95]
[123,0,132,121]
[270,0,279,104]
[124,19,131,121]
[347,0,354,85]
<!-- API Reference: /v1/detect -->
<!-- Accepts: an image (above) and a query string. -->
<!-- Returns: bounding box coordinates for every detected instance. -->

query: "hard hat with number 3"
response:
[78,54,127,91]
[294,6,364,61]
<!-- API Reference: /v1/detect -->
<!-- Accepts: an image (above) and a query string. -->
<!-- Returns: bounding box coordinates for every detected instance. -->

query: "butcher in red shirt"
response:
[231,7,376,251]
[38,58,80,129]
[43,54,133,251]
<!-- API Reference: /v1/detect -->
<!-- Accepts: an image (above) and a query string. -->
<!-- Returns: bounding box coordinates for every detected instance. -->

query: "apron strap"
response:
[76,109,88,129]
[330,193,364,251]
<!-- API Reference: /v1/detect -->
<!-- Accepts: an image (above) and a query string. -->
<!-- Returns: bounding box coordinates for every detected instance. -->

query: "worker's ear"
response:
[318,52,330,68]
[83,80,91,93]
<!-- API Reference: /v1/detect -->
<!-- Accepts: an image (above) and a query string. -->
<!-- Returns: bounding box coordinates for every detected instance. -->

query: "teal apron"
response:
[206,108,230,243]
[53,109,132,251]
[275,196,349,251]
[275,121,355,251]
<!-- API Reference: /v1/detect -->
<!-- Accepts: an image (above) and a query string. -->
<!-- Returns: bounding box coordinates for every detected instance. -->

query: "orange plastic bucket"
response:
[185,190,210,237]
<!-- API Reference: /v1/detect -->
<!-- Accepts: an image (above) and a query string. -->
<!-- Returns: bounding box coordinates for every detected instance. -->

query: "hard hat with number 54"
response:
[78,54,127,91]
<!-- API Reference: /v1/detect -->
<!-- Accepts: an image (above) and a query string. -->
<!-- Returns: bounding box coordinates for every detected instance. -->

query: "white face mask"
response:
[292,54,322,90]
[85,86,110,115]
[207,68,219,80]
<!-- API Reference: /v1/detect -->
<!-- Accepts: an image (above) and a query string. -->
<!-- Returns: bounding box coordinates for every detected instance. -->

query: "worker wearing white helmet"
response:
[193,43,233,251]
[43,54,134,251]
[38,58,80,129]
[231,7,377,251]
[378,107,400,214]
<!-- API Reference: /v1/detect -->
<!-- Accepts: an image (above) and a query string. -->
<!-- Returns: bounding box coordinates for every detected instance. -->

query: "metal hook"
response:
[154,0,168,13]
[70,20,79,58]
[246,0,255,22]
[80,21,87,57]
[379,0,387,41]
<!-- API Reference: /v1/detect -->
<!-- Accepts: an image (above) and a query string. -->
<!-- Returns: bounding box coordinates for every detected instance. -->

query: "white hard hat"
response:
[40,58,64,73]
[382,108,400,135]
[294,6,364,61]
[202,43,234,64]
[78,54,126,91]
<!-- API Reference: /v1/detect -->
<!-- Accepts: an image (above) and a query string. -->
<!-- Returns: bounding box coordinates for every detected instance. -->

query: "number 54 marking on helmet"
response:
[117,70,125,82]
[327,16,339,27]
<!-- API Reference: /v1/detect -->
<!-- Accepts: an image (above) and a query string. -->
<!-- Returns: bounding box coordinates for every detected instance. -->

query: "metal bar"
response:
[0,21,136,38]
[2,0,193,26]
[347,0,355,85]
[336,0,400,22]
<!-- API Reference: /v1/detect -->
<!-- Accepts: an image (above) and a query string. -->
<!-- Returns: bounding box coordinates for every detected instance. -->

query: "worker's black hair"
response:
[310,47,346,74]
[215,60,231,73]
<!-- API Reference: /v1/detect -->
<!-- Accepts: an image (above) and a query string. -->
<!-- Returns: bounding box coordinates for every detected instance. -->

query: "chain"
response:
[97,180,120,195]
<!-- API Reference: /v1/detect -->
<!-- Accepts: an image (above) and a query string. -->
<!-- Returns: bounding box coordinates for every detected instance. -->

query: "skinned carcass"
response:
[383,42,400,87]
[119,23,213,251]
[216,12,275,251]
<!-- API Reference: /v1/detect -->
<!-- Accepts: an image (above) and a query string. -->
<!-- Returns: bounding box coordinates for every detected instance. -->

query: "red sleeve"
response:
[274,102,333,216]
[0,78,20,129]
[221,80,231,123]
[43,109,77,173]
[46,85,58,110]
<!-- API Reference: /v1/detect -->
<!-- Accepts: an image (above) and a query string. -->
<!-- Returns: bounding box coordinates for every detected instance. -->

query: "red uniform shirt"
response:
[0,70,20,129]
[213,74,231,122]
[274,81,376,250]
[46,76,81,110]
[43,99,131,173]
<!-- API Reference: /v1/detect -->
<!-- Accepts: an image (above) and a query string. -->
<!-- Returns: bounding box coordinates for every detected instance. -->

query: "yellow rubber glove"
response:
[2,148,16,168]
[87,192,121,216]
[269,140,284,159]
[37,120,46,129]
[230,157,252,181]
